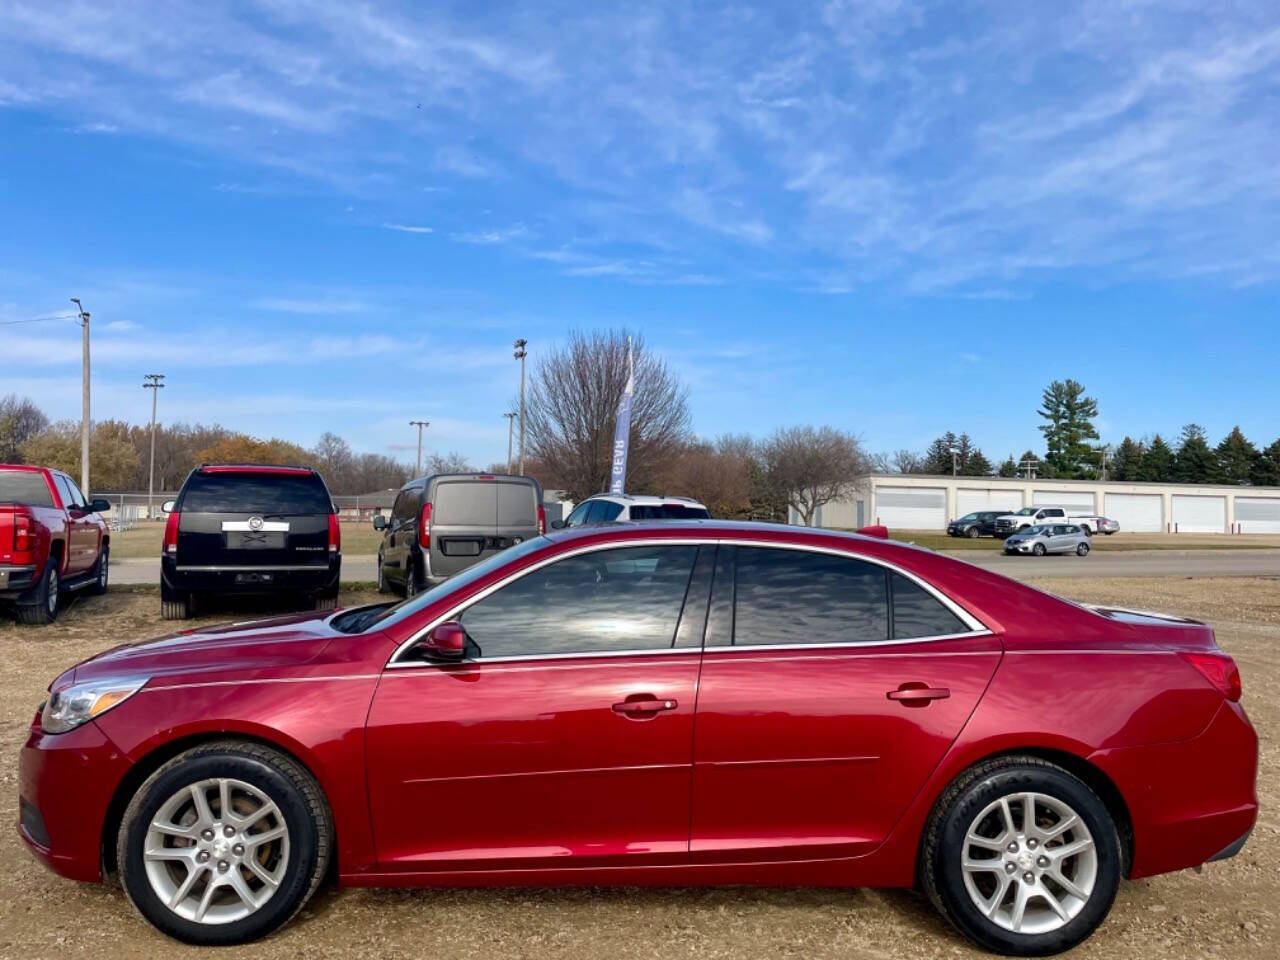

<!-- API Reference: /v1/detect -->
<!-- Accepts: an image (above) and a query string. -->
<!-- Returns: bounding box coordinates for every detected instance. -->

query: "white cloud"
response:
[382,222,434,234]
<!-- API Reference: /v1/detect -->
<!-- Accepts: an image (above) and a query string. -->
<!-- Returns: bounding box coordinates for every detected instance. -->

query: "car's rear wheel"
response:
[404,559,422,598]
[922,756,1121,956]
[1032,543,1046,556]
[16,564,59,625]
[118,741,331,945]
[967,526,981,538]
[312,595,336,612]
[1076,542,1090,557]
[91,544,110,595]
[162,593,191,620]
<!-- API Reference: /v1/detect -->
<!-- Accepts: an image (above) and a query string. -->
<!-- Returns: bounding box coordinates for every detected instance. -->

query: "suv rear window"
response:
[630,504,710,520]
[0,470,54,507]
[180,472,332,514]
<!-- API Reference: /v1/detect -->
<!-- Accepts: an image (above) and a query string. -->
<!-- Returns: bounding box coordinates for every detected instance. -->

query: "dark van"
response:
[374,473,543,595]
[160,464,340,619]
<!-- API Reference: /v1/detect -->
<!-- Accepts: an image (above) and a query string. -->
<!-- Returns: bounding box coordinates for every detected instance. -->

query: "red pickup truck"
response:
[0,464,111,624]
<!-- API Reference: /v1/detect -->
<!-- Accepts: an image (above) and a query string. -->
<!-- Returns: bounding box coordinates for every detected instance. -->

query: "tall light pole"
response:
[409,420,429,476]
[513,339,527,475]
[949,446,959,476]
[71,298,90,493]
[142,374,165,517]
[503,411,517,474]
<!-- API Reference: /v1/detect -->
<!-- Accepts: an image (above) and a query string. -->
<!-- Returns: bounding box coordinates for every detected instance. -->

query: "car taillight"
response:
[13,512,33,552]
[1181,651,1242,702]
[328,513,340,554]
[163,511,180,556]
[419,502,432,548]
[537,503,546,535]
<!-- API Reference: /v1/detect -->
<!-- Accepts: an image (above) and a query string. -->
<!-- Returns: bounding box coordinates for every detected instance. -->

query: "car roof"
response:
[545,518,888,546]
[582,493,707,506]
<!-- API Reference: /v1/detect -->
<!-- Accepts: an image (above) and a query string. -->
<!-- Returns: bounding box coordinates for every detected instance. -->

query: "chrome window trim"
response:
[386,537,993,669]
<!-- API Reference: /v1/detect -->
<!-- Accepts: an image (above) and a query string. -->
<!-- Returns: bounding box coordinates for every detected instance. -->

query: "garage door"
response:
[1033,490,1097,515]
[1236,497,1280,534]
[1104,493,1162,533]
[956,488,1023,516]
[1171,495,1225,533]
[875,486,946,531]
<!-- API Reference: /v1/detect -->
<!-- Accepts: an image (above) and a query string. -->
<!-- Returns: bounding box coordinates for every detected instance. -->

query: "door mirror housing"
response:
[550,519,565,530]
[89,498,112,513]
[373,514,387,531]
[161,499,176,513]
[418,621,466,662]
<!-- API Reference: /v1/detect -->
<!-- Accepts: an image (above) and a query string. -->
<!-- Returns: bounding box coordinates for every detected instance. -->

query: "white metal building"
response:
[793,473,1280,535]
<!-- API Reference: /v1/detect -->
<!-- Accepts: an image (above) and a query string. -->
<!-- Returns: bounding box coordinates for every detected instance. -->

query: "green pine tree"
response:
[1138,434,1174,482]
[998,455,1018,478]
[1215,426,1258,484]
[1110,436,1144,482]
[1174,424,1216,483]
[1036,379,1100,478]
[1252,438,1280,487]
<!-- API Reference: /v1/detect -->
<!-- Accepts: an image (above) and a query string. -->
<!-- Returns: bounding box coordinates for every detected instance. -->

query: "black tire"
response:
[91,544,110,595]
[117,740,332,946]
[313,595,337,612]
[1032,543,1046,557]
[404,557,422,598]
[1076,542,1090,557]
[921,756,1122,957]
[16,563,59,625]
[161,594,190,620]
[967,526,981,539]
[376,555,390,594]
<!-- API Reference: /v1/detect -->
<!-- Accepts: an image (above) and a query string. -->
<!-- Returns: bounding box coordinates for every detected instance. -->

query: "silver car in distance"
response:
[1002,523,1092,557]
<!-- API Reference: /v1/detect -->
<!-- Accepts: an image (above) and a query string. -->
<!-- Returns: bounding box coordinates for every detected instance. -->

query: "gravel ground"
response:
[0,578,1274,960]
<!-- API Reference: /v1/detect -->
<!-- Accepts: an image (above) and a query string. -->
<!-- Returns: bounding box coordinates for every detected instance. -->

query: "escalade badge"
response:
[248,516,264,532]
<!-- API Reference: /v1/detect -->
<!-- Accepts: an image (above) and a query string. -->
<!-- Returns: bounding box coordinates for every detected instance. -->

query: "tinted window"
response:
[63,476,88,508]
[584,500,620,523]
[459,545,698,657]
[53,475,78,509]
[435,481,494,525]
[733,547,888,646]
[564,503,591,527]
[0,470,54,507]
[391,490,418,523]
[180,472,332,514]
[496,482,536,524]
[891,573,967,639]
[631,504,711,520]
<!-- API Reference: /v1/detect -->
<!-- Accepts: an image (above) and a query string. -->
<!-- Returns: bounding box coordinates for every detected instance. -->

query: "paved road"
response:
[108,549,1280,586]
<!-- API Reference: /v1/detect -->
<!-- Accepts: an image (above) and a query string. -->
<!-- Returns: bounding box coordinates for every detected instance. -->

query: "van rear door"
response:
[429,476,539,578]
[175,469,333,570]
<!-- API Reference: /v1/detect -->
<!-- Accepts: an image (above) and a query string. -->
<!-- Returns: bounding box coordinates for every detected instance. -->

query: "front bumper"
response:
[1003,541,1035,554]
[162,556,340,597]
[17,716,133,882]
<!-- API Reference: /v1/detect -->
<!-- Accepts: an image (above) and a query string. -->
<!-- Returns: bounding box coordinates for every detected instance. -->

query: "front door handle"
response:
[887,683,951,705]
[612,696,678,718]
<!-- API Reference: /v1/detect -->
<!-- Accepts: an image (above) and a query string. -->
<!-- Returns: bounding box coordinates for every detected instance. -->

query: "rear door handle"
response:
[612,696,678,718]
[887,684,951,704]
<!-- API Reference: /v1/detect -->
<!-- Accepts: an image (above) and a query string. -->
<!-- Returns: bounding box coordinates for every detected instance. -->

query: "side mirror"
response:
[418,621,466,662]
[373,515,387,531]
[161,499,176,513]
[550,519,565,530]
[89,498,111,513]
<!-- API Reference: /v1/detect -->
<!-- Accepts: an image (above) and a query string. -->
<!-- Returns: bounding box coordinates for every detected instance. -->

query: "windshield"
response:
[1026,524,1051,535]
[346,535,550,634]
[1015,507,1038,515]
[958,513,979,521]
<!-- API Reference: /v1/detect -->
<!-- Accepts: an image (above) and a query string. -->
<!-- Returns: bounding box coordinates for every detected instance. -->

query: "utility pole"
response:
[71,298,90,493]
[1098,444,1111,482]
[503,411,517,474]
[949,446,959,476]
[409,420,429,476]
[143,374,165,517]
[513,338,527,475]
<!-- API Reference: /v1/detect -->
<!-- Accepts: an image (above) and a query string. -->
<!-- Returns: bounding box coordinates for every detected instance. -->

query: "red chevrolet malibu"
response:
[18,522,1256,954]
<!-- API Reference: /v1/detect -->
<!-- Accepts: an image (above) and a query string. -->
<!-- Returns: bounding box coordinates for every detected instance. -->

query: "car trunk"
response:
[1088,606,1219,650]
[429,477,539,578]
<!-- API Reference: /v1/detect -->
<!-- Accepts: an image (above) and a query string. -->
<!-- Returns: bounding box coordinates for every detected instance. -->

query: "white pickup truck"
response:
[993,506,1113,537]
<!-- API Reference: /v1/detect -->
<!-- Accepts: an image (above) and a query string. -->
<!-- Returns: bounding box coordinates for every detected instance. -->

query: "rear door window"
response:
[890,573,967,639]
[181,473,332,514]
[496,482,536,525]
[435,482,496,525]
[0,470,54,506]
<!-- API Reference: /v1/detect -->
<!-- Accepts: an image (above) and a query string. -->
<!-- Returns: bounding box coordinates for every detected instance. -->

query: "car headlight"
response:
[41,676,148,734]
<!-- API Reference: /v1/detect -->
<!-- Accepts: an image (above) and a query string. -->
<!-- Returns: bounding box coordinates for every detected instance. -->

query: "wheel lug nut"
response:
[223,825,235,837]
[201,829,214,841]
[197,850,210,863]
[1023,872,1034,884]
[1006,842,1019,853]
[217,860,229,873]
[1004,862,1016,874]
[1037,855,1049,868]
[232,843,244,856]
[1027,838,1038,849]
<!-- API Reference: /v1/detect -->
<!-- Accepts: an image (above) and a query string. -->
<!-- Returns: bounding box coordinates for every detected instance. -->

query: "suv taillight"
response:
[328,513,340,554]
[1181,651,1242,702]
[537,503,546,535]
[419,502,432,548]
[13,511,33,553]
[163,510,180,556]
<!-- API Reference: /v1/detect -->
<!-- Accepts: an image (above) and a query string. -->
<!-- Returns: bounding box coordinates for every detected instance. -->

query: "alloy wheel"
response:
[142,778,290,924]
[46,568,58,616]
[960,791,1098,935]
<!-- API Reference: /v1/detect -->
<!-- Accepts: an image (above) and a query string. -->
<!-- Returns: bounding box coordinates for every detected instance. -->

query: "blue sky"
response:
[1,0,1278,468]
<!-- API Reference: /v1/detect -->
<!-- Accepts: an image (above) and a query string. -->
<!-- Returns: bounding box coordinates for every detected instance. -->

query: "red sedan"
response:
[18,522,1256,955]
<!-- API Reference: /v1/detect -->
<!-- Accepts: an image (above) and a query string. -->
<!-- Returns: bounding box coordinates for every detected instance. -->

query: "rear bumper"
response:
[162,556,340,596]
[0,563,40,600]
[17,717,133,883]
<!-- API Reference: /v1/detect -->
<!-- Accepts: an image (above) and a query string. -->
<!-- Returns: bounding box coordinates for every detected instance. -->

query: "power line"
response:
[0,313,79,326]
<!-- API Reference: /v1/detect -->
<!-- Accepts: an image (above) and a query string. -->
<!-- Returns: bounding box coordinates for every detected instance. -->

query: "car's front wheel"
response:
[922,756,1121,956]
[967,526,981,539]
[1032,543,1046,556]
[118,740,331,945]
[91,544,110,595]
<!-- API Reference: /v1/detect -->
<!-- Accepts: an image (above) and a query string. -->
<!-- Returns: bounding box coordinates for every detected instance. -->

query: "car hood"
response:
[67,609,345,685]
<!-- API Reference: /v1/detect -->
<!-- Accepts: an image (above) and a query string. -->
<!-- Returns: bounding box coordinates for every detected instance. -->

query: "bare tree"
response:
[425,451,475,475]
[664,442,753,518]
[525,329,692,500]
[761,425,870,526]
[0,394,49,462]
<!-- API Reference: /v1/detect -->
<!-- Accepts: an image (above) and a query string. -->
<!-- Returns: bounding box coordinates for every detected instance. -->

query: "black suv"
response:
[946,511,1004,538]
[160,464,340,619]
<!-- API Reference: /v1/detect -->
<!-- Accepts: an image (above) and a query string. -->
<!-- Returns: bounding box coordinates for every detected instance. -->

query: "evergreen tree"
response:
[1253,438,1280,487]
[962,449,993,476]
[1110,436,1144,482]
[923,432,959,474]
[998,455,1018,478]
[1215,426,1258,484]
[1016,449,1051,478]
[1036,379,1100,478]
[1138,434,1174,482]
[1174,423,1216,483]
